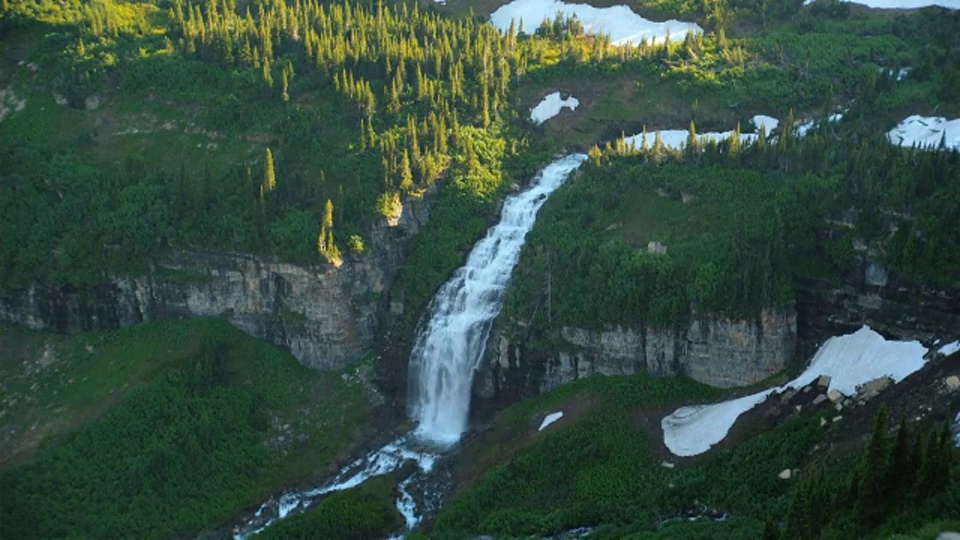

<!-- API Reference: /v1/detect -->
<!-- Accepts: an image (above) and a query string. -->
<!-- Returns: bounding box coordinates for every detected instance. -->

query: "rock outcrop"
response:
[473,308,796,406]
[0,199,430,370]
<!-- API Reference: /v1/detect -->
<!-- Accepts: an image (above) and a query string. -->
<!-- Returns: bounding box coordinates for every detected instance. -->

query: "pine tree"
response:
[263,148,277,194]
[857,405,890,529]
[400,149,414,191]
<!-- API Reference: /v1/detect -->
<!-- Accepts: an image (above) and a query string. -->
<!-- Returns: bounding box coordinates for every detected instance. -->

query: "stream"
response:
[234,154,587,538]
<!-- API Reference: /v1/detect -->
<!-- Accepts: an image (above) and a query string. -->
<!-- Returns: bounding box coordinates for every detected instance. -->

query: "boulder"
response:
[780,389,797,404]
[856,376,893,401]
[661,461,675,469]
[945,376,960,391]
[778,469,792,480]
[812,394,828,406]
[816,375,832,388]
[833,415,843,423]
[827,389,844,403]
[820,417,827,427]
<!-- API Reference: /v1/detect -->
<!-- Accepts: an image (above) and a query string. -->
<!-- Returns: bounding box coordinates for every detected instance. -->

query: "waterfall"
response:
[234,155,586,539]
[408,154,587,444]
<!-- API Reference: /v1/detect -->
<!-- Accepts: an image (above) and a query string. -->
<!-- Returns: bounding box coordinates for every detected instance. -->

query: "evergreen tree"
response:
[263,148,277,195]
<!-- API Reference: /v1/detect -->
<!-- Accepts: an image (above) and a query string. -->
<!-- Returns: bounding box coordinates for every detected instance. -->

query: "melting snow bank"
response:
[531,92,579,124]
[539,411,564,431]
[803,0,959,7]
[662,326,928,457]
[940,341,960,356]
[887,115,960,150]
[489,0,701,46]
[623,114,779,150]
[234,437,438,539]
[796,112,844,137]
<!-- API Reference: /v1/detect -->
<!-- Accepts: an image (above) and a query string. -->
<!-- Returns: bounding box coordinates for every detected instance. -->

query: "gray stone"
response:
[945,376,960,391]
[833,415,843,423]
[780,389,797,404]
[813,394,828,406]
[827,389,844,403]
[820,417,827,427]
[647,241,668,254]
[661,461,675,469]
[865,261,889,287]
[936,532,960,540]
[817,375,832,388]
[0,217,417,371]
[778,469,792,480]
[856,376,894,400]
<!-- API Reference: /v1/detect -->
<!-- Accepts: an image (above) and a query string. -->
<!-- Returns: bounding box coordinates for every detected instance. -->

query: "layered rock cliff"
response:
[473,308,797,406]
[0,198,431,370]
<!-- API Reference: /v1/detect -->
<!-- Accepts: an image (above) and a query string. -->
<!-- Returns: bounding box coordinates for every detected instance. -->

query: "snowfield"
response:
[489,0,702,46]
[804,0,959,7]
[539,411,564,431]
[622,114,779,151]
[887,115,960,150]
[939,341,959,357]
[662,326,928,457]
[531,92,580,124]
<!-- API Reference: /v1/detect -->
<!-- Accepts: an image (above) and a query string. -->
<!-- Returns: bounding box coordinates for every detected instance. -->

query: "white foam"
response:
[887,115,960,150]
[236,438,438,538]
[662,326,928,457]
[538,411,564,431]
[490,0,702,46]
[409,155,587,444]
[531,92,580,124]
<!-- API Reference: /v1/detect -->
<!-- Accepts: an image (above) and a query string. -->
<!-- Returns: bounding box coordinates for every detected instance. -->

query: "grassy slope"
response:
[431,368,960,539]
[0,319,381,537]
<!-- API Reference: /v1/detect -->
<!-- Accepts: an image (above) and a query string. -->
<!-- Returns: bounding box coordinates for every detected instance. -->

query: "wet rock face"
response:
[0,218,420,370]
[473,307,797,408]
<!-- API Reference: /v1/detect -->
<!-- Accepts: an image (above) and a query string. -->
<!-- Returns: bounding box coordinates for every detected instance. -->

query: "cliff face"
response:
[473,308,797,406]
[795,258,960,358]
[0,199,430,370]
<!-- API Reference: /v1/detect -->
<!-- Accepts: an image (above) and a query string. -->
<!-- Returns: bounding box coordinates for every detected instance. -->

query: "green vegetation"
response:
[0,0,566,290]
[430,377,959,538]
[0,319,378,538]
[432,373,812,536]
[785,407,959,539]
[505,91,958,341]
[258,475,403,539]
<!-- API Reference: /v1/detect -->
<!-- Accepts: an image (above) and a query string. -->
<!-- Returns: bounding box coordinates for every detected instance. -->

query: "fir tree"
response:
[263,148,277,194]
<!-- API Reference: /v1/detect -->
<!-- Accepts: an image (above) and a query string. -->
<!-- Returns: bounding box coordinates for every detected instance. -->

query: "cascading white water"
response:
[234,155,586,539]
[408,154,587,444]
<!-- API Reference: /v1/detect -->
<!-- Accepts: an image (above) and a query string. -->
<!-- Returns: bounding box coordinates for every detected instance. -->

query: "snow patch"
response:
[887,115,960,150]
[531,92,580,124]
[622,114,779,151]
[490,0,702,46]
[662,326,928,457]
[939,341,960,357]
[751,115,780,133]
[796,112,843,137]
[805,0,959,7]
[539,411,564,431]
